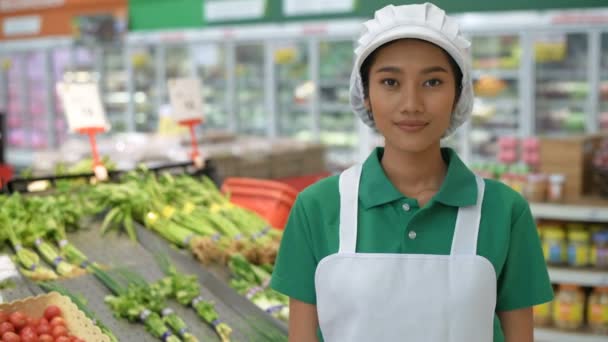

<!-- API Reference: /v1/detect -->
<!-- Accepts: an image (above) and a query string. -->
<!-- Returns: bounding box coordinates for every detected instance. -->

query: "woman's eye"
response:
[424,79,443,87]
[382,79,398,87]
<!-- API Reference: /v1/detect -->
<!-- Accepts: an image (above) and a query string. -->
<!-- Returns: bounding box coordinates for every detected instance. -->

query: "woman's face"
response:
[365,39,458,154]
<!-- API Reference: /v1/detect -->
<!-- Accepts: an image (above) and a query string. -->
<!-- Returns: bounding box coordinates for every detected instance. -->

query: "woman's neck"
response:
[380,142,447,205]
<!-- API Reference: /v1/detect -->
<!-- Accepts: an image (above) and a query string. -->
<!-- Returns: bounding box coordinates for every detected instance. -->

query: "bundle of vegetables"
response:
[228,254,288,321]
[11,195,85,278]
[0,195,57,281]
[37,191,101,270]
[92,266,183,342]
[92,179,150,242]
[149,173,282,266]
[39,282,119,342]
[154,254,232,342]
[116,270,200,342]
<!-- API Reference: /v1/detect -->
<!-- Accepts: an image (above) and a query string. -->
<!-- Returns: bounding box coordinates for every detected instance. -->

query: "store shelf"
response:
[472,69,519,79]
[548,267,608,286]
[535,328,608,342]
[536,69,588,80]
[530,202,608,222]
[535,98,587,107]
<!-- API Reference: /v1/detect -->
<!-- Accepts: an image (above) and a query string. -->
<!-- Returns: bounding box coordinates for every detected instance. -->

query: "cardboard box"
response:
[0,292,110,342]
[539,135,604,202]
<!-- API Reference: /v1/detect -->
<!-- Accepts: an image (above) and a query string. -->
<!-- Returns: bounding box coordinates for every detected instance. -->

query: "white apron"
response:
[315,164,496,342]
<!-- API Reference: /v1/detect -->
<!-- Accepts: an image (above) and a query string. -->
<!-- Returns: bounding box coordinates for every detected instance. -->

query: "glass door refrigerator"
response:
[235,43,266,135]
[274,40,311,140]
[191,43,228,131]
[100,45,128,132]
[318,39,357,167]
[600,32,608,133]
[469,34,522,161]
[534,32,589,136]
[130,45,158,132]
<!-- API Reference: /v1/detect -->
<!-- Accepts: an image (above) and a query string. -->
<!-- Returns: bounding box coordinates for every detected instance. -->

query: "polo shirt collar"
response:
[359,147,478,209]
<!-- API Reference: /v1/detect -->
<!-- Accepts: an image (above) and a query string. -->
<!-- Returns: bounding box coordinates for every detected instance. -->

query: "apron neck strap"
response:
[450,175,485,255]
[338,164,362,253]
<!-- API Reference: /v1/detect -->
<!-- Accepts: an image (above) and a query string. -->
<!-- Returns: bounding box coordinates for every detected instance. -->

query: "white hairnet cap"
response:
[350,3,473,137]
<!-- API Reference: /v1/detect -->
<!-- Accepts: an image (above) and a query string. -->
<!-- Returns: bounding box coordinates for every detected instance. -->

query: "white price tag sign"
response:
[57,82,109,132]
[0,255,19,282]
[168,78,204,123]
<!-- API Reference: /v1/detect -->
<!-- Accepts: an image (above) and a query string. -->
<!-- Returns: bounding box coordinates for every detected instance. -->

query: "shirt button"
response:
[408,230,417,240]
[402,203,411,212]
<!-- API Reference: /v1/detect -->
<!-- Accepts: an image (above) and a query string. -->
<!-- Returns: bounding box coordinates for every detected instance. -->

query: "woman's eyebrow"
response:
[375,65,448,74]
[375,66,402,74]
[421,66,448,74]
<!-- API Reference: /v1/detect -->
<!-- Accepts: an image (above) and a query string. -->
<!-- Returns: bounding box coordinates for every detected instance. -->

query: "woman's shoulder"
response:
[297,174,340,207]
[481,177,531,217]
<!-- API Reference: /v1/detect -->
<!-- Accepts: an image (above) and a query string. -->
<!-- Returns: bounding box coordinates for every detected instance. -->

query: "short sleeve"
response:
[270,196,318,304]
[496,203,554,312]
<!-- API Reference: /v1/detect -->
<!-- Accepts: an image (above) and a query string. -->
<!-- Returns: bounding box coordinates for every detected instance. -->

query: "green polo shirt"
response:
[271,147,553,342]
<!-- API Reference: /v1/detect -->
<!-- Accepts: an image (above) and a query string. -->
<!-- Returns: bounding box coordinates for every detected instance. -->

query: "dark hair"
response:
[360,39,463,103]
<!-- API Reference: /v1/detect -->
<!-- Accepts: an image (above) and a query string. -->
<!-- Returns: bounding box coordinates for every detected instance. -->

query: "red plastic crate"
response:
[276,172,332,193]
[0,164,13,189]
[221,178,299,230]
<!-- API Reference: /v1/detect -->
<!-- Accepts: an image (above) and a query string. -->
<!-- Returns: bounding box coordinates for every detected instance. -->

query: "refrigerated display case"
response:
[275,41,311,140]
[101,46,128,132]
[318,40,357,165]
[235,43,266,135]
[601,33,608,133]
[192,43,228,130]
[130,46,158,132]
[534,32,589,136]
[51,48,71,146]
[470,35,521,160]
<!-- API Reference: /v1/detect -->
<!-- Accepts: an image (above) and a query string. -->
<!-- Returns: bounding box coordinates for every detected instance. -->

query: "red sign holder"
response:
[178,119,204,169]
[76,126,108,180]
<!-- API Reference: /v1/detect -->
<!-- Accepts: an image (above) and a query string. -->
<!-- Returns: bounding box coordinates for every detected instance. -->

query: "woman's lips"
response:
[394,120,428,132]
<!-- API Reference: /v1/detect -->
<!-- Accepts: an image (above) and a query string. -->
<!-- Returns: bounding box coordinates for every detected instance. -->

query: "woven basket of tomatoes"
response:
[0,292,110,342]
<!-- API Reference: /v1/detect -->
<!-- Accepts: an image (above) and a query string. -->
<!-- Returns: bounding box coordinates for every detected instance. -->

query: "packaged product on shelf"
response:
[553,284,585,330]
[541,225,567,265]
[524,173,548,202]
[588,286,608,335]
[547,174,566,203]
[567,228,591,267]
[592,231,608,269]
[533,300,553,327]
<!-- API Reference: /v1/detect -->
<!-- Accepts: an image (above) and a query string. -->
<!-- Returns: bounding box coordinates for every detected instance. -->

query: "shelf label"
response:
[0,255,18,282]
[283,0,354,16]
[204,0,266,22]
[56,82,109,132]
[167,78,204,123]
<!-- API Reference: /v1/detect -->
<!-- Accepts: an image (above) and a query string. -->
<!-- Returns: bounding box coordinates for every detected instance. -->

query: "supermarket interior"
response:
[1,0,608,341]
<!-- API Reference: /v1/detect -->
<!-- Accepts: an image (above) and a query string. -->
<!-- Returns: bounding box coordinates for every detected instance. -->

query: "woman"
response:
[271,3,553,342]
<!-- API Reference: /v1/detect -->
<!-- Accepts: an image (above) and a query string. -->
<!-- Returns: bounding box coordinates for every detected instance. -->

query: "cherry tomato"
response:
[25,317,39,328]
[38,318,48,326]
[2,331,20,342]
[49,317,65,328]
[55,337,70,342]
[17,326,34,336]
[43,306,61,321]
[36,324,50,336]
[8,312,26,330]
[19,329,37,342]
[0,322,15,334]
[38,334,53,342]
[51,325,67,338]
[0,312,8,324]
